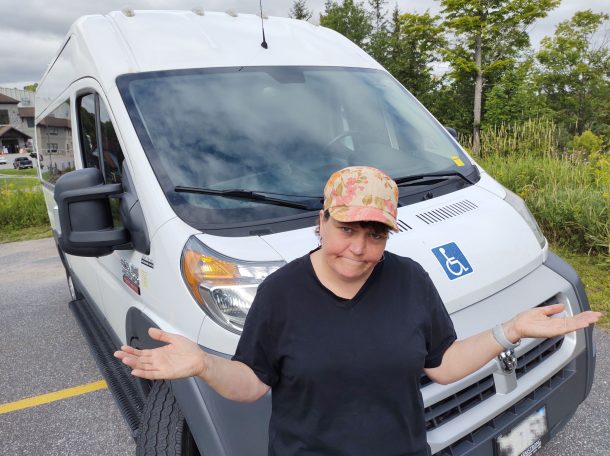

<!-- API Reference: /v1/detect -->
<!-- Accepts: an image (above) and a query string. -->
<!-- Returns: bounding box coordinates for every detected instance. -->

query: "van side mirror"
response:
[55,168,129,257]
[445,127,458,140]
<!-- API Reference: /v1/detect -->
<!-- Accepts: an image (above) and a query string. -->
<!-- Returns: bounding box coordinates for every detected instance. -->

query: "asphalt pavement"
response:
[0,237,134,455]
[0,237,607,455]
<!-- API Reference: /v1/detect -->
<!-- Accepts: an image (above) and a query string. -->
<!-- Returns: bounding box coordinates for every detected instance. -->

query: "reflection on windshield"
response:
[118,67,470,227]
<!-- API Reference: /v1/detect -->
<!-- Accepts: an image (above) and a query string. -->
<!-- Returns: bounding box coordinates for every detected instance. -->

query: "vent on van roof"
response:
[415,200,478,225]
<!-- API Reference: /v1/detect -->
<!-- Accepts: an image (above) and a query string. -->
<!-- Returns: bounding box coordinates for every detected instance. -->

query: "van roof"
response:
[37,10,382,111]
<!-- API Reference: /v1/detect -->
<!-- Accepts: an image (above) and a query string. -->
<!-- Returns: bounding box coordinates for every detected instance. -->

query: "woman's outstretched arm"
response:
[114,327,270,402]
[425,304,601,385]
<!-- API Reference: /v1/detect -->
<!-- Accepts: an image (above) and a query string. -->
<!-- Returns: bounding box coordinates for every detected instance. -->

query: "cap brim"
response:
[329,206,398,232]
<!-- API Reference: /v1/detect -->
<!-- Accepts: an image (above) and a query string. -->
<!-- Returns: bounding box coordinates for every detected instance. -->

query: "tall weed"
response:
[0,185,49,230]
[479,154,609,256]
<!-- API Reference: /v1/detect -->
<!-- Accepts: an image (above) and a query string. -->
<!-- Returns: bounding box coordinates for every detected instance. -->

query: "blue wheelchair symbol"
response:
[432,243,473,280]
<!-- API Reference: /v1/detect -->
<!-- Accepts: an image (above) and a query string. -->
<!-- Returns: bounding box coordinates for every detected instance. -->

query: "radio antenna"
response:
[259,0,268,48]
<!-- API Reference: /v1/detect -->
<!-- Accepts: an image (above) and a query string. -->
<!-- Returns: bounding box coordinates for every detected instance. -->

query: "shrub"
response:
[479,154,609,256]
[0,185,49,230]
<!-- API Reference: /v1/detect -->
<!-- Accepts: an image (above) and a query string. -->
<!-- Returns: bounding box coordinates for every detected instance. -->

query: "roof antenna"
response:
[259,0,268,49]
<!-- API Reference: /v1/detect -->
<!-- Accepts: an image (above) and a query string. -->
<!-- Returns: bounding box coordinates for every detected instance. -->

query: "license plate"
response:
[495,406,548,456]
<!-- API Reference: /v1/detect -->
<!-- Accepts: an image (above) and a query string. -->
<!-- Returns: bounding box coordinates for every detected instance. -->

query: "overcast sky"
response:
[0,0,607,88]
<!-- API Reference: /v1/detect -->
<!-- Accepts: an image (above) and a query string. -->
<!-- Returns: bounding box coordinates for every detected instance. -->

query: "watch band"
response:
[493,323,521,350]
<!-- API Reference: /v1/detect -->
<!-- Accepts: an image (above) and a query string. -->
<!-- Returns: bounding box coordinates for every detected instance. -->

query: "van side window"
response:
[78,94,100,170]
[77,93,125,184]
[99,103,125,184]
[77,92,126,227]
[36,100,74,185]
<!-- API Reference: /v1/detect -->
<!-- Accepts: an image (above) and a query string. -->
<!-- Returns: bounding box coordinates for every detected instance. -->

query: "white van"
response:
[36,10,596,456]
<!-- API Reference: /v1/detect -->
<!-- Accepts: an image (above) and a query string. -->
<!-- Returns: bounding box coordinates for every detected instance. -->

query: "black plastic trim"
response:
[544,251,596,398]
[435,351,589,455]
[69,297,144,437]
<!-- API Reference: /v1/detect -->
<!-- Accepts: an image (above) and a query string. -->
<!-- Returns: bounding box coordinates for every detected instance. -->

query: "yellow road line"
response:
[0,380,108,415]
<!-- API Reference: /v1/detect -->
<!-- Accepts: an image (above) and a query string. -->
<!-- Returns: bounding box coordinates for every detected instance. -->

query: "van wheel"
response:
[137,380,201,456]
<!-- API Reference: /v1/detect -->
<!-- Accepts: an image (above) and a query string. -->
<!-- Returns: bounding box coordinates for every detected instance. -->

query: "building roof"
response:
[0,93,19,104]
[18,107,34,117]
[38,117,71,128]
[0,125,32,139]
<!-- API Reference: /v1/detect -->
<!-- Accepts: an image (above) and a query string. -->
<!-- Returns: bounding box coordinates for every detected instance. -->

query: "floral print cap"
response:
[323,166,399,231]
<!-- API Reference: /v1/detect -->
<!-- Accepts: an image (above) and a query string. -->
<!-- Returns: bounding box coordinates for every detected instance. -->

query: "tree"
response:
[319,0,372,48]
[536,10,610,137]
[484,56,552,126]
[24,83,38,92]
[385,9,446,105]
[441,0,560,154]
[365,0,390,64]
[289,0,313,21]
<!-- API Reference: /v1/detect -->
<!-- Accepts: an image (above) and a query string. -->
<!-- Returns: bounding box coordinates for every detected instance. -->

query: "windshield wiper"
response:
[394,171,475,187]
[174,186,322,211]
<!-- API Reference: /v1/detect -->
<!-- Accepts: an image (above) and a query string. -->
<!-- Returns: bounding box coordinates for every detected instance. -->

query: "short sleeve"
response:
[232,282,279,387]
[422,274,457,368]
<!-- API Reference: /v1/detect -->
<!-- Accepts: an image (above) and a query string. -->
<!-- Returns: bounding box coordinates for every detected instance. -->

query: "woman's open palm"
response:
[114,327,207,380]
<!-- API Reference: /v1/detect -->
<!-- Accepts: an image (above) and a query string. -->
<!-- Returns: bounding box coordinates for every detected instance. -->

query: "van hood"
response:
[259,182,543,314]
[197,179,544,315]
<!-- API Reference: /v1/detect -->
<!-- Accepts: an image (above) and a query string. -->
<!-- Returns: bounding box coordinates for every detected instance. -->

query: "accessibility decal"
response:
[431,242,473,280]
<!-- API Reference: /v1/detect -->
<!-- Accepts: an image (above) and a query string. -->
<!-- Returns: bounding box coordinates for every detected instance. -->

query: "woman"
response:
[115,166,601,455]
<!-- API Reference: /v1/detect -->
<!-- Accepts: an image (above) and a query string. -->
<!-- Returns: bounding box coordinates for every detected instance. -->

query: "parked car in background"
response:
[0,156,7,165]
[13,156,33,169]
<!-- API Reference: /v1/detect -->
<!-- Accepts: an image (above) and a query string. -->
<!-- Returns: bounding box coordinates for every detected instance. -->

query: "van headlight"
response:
[181,236,285,334]
[503,188,547,249]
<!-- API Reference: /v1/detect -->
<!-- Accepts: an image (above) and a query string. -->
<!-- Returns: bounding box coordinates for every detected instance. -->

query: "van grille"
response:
[434,366,572,456]
[423,336,564,432]
[416,200,478,225]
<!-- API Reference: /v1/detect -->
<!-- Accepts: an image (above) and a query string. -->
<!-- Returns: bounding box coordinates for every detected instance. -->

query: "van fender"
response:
[125,308,270,455]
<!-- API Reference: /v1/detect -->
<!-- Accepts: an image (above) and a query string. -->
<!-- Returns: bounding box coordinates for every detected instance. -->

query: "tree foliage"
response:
[441,0,560,153]
[536,10,610,136]
[319,0,372,47]
[484,56,552,126]
[384,10,446,105]
[289,0,313,21]
[298,0,609,147]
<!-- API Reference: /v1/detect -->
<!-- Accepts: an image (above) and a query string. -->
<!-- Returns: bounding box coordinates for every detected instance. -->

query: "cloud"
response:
[0,0,606,87]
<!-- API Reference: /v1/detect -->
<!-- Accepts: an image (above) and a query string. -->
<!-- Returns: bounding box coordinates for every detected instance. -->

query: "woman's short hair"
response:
[315,209,391,238]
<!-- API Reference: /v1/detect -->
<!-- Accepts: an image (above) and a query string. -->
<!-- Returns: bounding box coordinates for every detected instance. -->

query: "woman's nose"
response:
[349,234,367,255]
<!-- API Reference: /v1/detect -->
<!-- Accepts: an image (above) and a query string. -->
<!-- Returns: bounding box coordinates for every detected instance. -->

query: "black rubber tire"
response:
[136,380,201,456]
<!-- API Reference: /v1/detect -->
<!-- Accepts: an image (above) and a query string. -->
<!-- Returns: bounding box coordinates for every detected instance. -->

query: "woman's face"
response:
[318,212,388,283]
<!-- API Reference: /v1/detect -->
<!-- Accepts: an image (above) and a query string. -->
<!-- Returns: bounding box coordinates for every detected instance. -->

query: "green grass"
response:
[0,177,41,191]
[0,225,52,244]
[0,186,49,231]
[0,168,38,176]
[479,154,610,256]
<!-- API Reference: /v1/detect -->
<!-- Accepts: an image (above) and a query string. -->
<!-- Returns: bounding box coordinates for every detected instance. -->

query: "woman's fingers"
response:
[540,303,565,316]
[148,327,175,344]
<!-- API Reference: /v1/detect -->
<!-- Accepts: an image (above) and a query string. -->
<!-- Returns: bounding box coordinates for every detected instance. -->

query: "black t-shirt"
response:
[232,251,457,456]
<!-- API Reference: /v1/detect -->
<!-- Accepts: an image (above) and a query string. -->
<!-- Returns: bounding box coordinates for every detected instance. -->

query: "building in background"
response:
[0,88,35,154]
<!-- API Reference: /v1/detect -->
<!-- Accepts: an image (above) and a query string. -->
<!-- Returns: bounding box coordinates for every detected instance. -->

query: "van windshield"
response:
[117,67,475,232]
